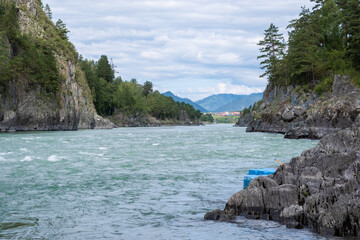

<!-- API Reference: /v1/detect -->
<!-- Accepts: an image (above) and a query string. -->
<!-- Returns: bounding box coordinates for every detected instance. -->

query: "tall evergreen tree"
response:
[286,7,322,84]
[257,23,286,84]
[342,0,360,70]
[96,55,114,83]
[44,4,52,20]
[142,81,153,97]
[55,19,69,40]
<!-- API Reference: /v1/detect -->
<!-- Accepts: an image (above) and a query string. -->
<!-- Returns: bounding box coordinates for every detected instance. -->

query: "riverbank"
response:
[235,75,360,139]
[206,116,360,238]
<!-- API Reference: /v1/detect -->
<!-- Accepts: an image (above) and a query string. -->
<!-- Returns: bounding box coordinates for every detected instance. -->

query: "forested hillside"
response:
[0,0,107,131]
[258,0,360,90]
[0,0,202,130]
[79,56,202,124]
[236,0,360,140]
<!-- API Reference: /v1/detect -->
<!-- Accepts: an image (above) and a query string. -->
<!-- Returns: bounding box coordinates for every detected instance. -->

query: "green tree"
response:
[96,55,114,83]
[114,81,147,114]
[44,4,52,20]
[286,7,322,84]
[55,19,69,40]
[200,113,214,123]
[142,81,153,97]
[340,0,360,70]
[257,23,286,84]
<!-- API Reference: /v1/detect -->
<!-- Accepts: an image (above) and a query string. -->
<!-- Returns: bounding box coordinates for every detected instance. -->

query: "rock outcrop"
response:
[109,112,160,127]
[0,0,114,131]
[206,116,360,237]
[235,75,360,139]
[108,109,200,127]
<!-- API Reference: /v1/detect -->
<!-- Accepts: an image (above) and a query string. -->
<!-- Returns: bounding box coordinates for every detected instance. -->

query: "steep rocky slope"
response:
[235,75,360,139]
[0,0,113,131]
[206,116,360,237]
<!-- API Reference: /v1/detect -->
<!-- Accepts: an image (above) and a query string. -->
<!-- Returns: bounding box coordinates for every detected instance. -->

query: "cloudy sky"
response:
[43,0,313,100]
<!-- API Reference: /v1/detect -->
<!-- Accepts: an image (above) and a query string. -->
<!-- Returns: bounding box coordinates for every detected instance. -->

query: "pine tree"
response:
[55,19,69,40]
[44,4,52,20]
[96,55,114,83]
[257,23,286,84]
[286,7,322,84]
[342,0,360,70]
[142,81,153,97]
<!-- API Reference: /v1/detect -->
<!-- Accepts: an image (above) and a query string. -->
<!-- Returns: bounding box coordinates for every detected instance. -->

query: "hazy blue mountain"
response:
[196,93,263,112]
[214,93,263,112]
[162,91,208,112]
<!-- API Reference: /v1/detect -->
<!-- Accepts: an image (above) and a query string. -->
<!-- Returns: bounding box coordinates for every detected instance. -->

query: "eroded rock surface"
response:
[236,75,360,139]
[0,0,115,131]
[206,117,360,237]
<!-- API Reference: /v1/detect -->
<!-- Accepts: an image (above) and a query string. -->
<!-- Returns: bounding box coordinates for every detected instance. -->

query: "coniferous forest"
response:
[79,55,202,121]
[258,0,360,93]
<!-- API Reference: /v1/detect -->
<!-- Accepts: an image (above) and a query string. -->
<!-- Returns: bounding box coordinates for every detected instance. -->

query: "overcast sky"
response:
[43,0,313,101]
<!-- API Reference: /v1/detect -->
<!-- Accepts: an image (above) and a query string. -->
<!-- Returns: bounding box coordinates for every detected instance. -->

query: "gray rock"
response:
[235,112,254,127]
[205,123,360,237]
[332,75,356,97]
[94,115,117,129]
[0,0,114,132]
[204,209,234,221]
[282,105,295,122]
[239,75,360,139]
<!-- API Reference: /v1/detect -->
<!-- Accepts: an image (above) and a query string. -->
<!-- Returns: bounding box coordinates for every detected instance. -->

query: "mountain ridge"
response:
[195,93,263,112]
[162,91,208,112]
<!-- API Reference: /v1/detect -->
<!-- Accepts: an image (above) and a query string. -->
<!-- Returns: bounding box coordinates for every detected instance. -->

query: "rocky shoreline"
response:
[207,75,360,238]
[235,75,360,139]
[206,115,360,237]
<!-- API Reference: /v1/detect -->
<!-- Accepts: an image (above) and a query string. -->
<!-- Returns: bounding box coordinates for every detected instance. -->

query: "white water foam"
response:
[20,148,28,152]
[21,156,33,162]
[47,155,62,162]
[0,152,13,156]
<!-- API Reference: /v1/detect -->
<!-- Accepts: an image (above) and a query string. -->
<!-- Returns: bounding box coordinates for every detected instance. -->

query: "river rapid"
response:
[0,124,328,239]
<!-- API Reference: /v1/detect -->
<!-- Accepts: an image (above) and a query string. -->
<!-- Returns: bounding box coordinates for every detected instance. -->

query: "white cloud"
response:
[43,0,314,100]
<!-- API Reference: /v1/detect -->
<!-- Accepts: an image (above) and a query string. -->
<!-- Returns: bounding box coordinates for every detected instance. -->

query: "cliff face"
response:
[236,75,360,139]
[206,116,360,237]
[0,0,112,131]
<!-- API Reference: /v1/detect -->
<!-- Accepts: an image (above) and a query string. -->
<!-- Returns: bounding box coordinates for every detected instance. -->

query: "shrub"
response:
[314,77,333,95]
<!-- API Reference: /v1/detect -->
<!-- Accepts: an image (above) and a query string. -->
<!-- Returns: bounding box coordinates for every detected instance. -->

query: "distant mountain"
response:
[214,93,263,112]
[162,91,208,112]
[195,94,240,112]
[196,93,263,112]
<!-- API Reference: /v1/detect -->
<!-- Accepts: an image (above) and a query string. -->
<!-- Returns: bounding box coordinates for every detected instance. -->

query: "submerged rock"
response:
[206,118,360,237]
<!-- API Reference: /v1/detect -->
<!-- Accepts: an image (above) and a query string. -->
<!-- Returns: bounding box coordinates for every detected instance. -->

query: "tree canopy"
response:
[79,55,202,121]
[257,23,285,84]
[258,0,360,87]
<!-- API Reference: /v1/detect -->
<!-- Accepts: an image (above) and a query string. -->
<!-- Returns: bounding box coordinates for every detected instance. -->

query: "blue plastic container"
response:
[244,168,276,189]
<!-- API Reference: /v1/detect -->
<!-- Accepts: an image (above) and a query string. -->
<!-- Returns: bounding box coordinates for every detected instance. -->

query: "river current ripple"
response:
[0,124,327,239]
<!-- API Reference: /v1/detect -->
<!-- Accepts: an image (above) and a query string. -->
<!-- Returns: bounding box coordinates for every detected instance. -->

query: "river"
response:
[0,124,327,239]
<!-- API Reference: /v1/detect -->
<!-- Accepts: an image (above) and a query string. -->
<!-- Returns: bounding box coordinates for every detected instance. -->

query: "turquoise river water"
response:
[0,124,332,239]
